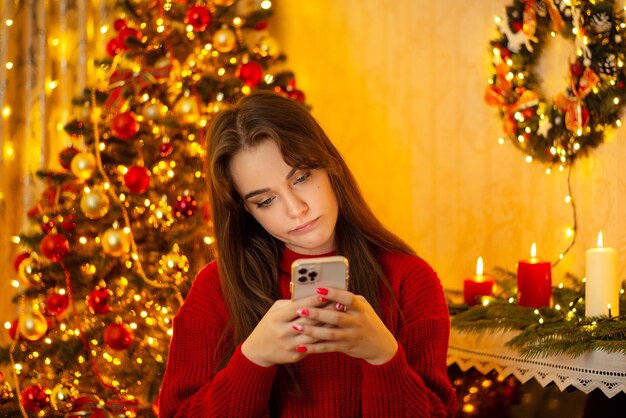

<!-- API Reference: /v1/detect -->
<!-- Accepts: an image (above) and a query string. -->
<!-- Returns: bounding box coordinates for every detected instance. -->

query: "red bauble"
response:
[111,112,139,140]
[113,18,128,32]
[288,89,306,103]
[40,233,70,262]
[160,142,173,157]
[104,323,133,350]
[124,166,151,194]
[59,146,80,170]
[46,292,69,316]
[237,61,263,87]
[41,219,55,234]
[13,252,30,272]
[88,288,111,314]
[8,319,18,340]
[21,384,50,413]
[513,21,523,32]
[571,61,584,78]
[254,20,268,30]
[173,195,197,218]
[117,27,141,49]
[185,5,211,31]
[60,213,77,232]
[522,108,535,119]
[106,37,122,57]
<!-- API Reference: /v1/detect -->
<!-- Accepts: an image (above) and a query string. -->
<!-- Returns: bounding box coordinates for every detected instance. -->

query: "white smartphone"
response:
[290,256,349,300]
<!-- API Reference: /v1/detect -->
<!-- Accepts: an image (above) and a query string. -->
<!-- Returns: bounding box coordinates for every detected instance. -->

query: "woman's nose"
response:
[284,192,308,218]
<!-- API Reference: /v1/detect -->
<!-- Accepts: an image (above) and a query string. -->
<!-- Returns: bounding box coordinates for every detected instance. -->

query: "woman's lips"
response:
[292,217,319,233]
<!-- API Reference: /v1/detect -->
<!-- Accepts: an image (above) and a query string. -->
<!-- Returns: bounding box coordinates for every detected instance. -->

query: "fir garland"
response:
[486,0,626,165]
[451,271,626,358]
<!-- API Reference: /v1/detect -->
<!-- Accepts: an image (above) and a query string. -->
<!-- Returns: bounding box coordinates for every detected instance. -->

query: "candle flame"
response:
[476,257,484,276]
[530,242,537,258]
[597,231,603,248]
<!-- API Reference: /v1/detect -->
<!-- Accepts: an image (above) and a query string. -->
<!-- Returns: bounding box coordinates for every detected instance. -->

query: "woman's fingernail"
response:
[319,296,327,303]
[335,303,345,311]
[316,288,329,295]
[292,324,304,333]
[297,308,309,317]
[296,345,307,353]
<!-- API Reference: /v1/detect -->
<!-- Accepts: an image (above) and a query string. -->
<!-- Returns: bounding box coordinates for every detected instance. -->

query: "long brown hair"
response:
[207,90,414,366]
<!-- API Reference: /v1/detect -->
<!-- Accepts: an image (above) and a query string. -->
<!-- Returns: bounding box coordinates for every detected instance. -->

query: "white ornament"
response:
[537,117,553,138]
[497,14,536,53]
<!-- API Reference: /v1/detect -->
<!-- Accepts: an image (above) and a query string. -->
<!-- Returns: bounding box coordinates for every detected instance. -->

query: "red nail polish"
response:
[316,287,329,295]
[335,303,345,311]
[296,345,307,353]
[292,324,303,333]
[297,308,309,316]
[319,296,327,303]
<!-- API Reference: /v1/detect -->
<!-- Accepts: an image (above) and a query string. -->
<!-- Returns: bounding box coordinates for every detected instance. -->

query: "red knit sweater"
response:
[158,248,456,417]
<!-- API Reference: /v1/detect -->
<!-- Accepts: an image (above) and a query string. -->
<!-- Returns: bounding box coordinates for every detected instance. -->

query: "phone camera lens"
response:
[298,276,307,283]
[298,268,307,275]
[308,271,318,278]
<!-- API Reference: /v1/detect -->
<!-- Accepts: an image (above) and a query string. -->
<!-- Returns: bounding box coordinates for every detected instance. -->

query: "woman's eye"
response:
[294,171,311,185]
[256,197,275,208]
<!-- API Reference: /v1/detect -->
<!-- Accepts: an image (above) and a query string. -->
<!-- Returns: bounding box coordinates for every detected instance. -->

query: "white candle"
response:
[585,231,619,318]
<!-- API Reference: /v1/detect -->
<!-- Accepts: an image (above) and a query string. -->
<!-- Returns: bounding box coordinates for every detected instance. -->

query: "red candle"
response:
[463,257,495,306]
[517,242,552,308]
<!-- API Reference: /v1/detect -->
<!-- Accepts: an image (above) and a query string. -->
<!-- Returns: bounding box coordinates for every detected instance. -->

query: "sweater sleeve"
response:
[158,264,278,418]
[361,253,457,418]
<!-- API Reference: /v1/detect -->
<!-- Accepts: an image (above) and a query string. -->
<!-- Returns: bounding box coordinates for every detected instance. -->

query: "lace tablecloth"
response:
[447,329,626,398]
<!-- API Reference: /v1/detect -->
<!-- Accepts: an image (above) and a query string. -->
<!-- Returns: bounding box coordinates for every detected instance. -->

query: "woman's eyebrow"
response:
[243,168,299,200]
[243,188,269,200]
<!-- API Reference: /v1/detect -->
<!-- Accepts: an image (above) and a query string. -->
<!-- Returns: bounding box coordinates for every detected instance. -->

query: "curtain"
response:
[0,0,116,333]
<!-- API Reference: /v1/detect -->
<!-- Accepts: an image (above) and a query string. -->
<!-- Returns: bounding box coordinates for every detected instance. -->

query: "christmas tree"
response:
[0,0,305,416]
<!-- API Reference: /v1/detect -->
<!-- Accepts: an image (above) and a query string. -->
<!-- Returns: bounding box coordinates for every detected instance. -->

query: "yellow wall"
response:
[272,0,626,291]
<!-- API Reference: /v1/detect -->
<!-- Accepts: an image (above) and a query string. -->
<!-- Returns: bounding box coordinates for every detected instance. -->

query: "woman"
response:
[158,91,456,417]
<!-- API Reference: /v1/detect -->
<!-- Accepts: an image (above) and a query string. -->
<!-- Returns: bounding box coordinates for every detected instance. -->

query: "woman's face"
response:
[229,139,339,255]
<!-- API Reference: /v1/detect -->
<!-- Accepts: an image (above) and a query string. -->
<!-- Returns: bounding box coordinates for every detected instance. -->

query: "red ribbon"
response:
[485,63,539,135]
[554,66,600,132]
[523,0,564,37]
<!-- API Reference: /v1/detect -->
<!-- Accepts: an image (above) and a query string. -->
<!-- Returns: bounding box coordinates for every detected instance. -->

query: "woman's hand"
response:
[241,295,324,367]
[295,288,398,365]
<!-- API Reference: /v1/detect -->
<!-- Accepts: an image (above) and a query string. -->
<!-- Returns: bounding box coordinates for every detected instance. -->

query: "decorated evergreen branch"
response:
[486,0,626,165]
[451,273,626,358]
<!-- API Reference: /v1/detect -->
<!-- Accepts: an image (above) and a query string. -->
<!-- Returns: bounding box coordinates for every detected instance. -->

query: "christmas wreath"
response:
[486,0,626,165]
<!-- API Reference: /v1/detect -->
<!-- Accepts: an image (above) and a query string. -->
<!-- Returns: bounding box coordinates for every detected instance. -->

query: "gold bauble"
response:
[143,101,163,120]
[0,380,13,404]
[70,152,97,180]
[101,228,131,257]
[80,189,110,219]
[174,96,200,124]
[213,0,236,6]
[18,309,48,341]
[256,35,280,57]
[213,26,237,53]
[18,253,43,287]
[50,382,79,413]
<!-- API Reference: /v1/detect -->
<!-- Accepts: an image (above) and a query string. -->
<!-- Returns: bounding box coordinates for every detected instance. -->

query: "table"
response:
[447,328,626,399]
